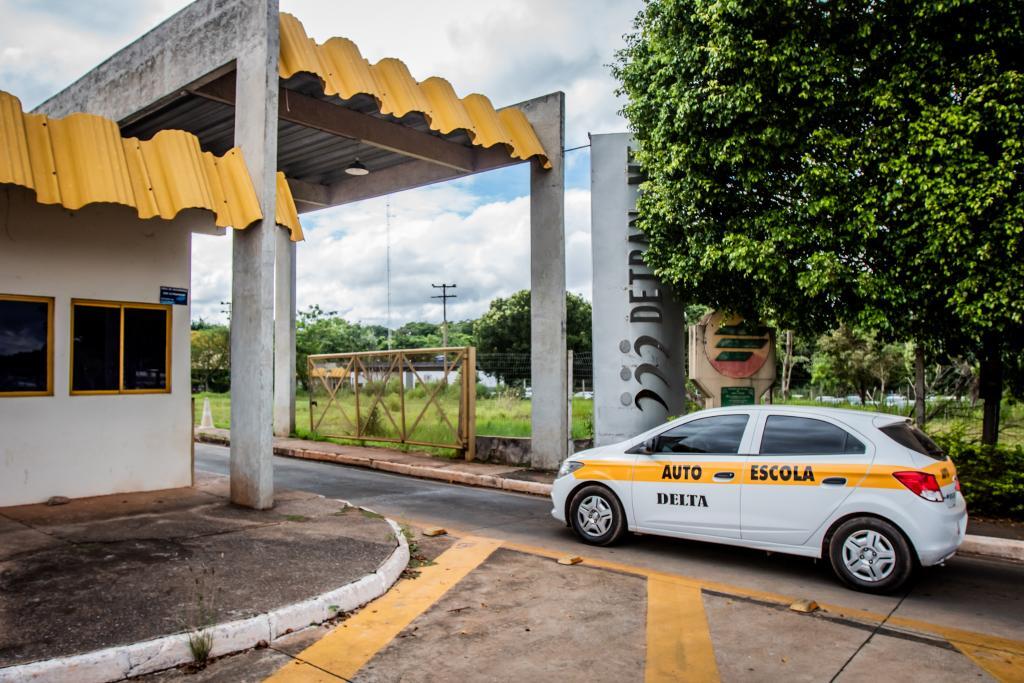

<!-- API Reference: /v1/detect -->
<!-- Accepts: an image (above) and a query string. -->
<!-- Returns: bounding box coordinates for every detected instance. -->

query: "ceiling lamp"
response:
[345,158,369,176]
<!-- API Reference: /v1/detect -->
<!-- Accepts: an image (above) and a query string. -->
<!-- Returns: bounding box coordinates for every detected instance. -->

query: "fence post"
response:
[567,349,574,457]
[308,357,314,437]
[465,347,477,461]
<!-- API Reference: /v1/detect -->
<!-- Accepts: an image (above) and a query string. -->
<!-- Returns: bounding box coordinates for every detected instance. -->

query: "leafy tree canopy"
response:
[474,290,592,384]
[614,0,1023,343]
[615,0,1024,441]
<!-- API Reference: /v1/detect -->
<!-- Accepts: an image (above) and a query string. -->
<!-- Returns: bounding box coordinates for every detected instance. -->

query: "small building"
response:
[0,91,302,506]
[9,0,569,509]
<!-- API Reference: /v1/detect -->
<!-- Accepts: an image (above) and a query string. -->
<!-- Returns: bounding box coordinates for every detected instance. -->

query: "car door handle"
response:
[713,472,735,481]
[822,477,847,486]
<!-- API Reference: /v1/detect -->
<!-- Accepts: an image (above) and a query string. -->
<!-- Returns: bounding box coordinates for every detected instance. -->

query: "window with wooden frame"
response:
[71,300,171,395]
[0,294,54,397]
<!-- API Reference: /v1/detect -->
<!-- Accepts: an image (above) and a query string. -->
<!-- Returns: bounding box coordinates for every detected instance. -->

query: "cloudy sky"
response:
[0,0,642,326]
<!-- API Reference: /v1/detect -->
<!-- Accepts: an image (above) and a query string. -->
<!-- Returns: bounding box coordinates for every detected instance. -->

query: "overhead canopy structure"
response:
[36,0,567,510]
[0,91,302,238]
[113,12,551,215]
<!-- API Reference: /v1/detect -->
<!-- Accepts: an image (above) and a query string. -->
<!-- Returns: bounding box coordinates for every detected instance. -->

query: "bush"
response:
[933,431,1024,520]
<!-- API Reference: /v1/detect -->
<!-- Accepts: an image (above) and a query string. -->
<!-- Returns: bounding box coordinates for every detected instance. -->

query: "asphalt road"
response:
[195,443,1024,642]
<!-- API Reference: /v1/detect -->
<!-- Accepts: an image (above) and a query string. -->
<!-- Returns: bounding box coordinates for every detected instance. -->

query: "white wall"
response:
[0,188,196,506]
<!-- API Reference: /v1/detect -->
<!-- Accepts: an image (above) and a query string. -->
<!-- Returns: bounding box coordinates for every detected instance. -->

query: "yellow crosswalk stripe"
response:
[952,642,1024,683]
[264,536,502,682]
[646,577,720,682]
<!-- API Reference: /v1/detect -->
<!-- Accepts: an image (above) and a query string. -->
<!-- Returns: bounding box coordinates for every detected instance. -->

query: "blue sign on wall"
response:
[160,286,189,306]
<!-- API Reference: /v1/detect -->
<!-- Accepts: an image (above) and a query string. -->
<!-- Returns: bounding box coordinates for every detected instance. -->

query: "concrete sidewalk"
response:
[195,427,556,496]
[0,472,408,682]
[195,427,1024,564]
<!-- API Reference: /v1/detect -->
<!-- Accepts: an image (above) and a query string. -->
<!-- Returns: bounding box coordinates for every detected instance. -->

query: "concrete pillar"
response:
[230,0,279,509]
[523,92,567,471]
[273,235,296,436]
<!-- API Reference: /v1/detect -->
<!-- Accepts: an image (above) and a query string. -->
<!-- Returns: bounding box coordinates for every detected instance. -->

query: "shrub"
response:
[933,431,1024,520]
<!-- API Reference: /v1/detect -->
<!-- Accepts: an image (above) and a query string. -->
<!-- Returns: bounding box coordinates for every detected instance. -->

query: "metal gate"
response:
[307,347,476,459]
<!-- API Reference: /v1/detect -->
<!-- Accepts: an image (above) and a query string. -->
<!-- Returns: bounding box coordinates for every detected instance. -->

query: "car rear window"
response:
[759,416,865,455]
[879,422,944,460]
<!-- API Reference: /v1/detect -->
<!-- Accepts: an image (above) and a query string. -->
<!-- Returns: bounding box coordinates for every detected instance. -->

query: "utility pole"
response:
[431,283,457,348]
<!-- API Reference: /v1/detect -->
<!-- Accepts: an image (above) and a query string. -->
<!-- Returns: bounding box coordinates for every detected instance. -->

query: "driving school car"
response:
[551,405,966,593]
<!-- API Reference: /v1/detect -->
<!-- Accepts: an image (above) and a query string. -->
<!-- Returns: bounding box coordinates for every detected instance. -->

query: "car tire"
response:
[828,517,914,594]
[569,485,627,546]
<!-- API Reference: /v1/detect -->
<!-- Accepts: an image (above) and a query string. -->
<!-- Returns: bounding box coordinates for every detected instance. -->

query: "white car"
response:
[551,405,966,593]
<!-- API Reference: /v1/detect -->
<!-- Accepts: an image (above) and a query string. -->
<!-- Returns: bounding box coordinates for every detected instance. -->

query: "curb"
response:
[0,501,410,683]
[195,430,555,498]
[960,534,1024,563]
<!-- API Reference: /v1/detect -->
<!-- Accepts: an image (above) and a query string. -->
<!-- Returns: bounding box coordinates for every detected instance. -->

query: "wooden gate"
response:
[307,347,476,459]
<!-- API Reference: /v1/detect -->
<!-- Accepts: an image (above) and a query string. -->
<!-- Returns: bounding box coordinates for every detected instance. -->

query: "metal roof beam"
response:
[286,177,330,212]
[193,74,499,173]
[287,144,526,213]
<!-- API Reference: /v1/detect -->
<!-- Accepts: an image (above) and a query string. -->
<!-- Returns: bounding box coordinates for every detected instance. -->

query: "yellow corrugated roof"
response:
[278,12,551,169]
[276,172,303,241]
[0,90,304,240]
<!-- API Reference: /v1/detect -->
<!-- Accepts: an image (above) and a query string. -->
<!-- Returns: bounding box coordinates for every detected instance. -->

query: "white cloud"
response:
[190,185,592,327]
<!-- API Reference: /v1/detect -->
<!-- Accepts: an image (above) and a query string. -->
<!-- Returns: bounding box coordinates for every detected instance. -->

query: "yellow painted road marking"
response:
[495,539,1024,660]
[386,520,1024,664]
[953,641,1024,683]
[265,536,502,682]
[646,577,719,682]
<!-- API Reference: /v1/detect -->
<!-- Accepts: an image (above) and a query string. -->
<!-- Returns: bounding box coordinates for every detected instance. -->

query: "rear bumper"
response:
[912,493,968,566]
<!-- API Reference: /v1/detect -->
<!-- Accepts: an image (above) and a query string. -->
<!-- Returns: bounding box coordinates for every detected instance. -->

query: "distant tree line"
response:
[191,290,592,392]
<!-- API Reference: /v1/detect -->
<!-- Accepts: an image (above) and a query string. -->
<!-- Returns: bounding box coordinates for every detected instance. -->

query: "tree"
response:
[295,306,385,389]
[392,321,474,349]
[474,290,592,385]
[812,326,907,403]
[615,0,1024,443]
[191,325,230,392]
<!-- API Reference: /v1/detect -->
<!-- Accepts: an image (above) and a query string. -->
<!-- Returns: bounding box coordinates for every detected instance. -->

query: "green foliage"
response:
[811,326,907,400]
[474,290,592,385]
[393,320,474,349]
[615,0,1024,444]
[296,305,386,389]
[615,0,1024,338]
[191,325,230,392]
[934,430,1024,519]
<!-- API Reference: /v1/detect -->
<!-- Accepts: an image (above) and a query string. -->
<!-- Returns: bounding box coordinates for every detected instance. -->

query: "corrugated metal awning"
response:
[278,12,550,169]
[0,91,303,241]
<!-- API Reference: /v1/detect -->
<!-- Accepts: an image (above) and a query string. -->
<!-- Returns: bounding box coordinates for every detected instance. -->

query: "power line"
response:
[431,283,457,348]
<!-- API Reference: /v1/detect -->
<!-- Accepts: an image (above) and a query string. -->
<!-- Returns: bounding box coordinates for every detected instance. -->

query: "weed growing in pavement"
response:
[360,509,384,520]
[186,628,214,665]
[284,514,311,522]
[401,524,436,570]
[179,564,219,669]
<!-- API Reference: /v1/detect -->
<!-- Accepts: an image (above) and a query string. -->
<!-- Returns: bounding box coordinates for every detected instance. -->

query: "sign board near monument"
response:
[590,133,686,446]
[689,311,776,408]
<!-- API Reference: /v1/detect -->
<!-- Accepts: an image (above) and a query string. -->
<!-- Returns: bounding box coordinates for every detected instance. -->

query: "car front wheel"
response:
[568,485,627,546]
[828,517,914,593]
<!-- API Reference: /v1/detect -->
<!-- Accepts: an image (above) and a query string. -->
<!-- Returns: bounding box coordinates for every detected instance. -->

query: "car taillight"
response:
[893,471,944,502]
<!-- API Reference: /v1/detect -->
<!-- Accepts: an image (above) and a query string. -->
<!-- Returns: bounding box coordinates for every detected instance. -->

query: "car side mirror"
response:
[644,437,658,454]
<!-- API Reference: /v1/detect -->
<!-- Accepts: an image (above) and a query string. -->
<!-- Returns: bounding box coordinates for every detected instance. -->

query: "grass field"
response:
[192,389,595,446]
[193,391,1021,450]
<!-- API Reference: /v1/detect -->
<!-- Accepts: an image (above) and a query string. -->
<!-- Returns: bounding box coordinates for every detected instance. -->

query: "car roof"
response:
[686,404,908,428]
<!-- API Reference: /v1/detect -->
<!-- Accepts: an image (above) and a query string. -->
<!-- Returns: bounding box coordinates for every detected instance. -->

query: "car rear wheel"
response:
[569,485,627,546]
[828,517,914,593]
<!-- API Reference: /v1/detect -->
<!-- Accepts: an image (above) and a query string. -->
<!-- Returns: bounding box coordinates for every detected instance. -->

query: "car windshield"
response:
[879,422,944,460]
